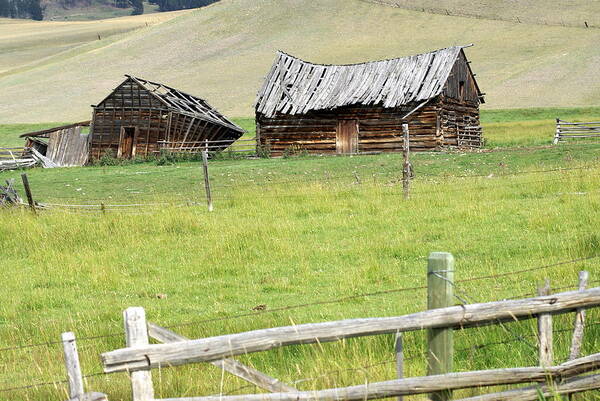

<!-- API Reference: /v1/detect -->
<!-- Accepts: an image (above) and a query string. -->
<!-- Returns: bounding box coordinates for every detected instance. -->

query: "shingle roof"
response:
[127,76,244,132]
[256,46,471,118]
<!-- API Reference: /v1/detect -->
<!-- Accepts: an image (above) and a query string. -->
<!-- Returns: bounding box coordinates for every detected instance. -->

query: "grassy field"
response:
[1,116,600,400]
[1,0,600,123]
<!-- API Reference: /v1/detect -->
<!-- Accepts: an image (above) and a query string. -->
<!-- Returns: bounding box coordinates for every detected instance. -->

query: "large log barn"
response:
[255,46,485,156]
[90,75,244,159]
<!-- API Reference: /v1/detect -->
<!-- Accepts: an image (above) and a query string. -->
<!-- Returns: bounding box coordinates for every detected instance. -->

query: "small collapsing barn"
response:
[255,46,485,156]
[20,121,92,167]
[90,75,245,159]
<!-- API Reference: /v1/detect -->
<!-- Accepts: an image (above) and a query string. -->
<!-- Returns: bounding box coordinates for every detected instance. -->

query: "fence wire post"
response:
[538,279,553,367]
[21,173,36,214]
[402,123,411,199]
[202,149,213,212]
[124,307,154,401]
[569,271,589,360]
[395,332,404,401]
[62,332,84,400]
[427,252,454,401]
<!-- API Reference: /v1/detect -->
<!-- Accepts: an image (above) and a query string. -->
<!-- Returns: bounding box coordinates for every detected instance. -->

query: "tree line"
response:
[0,0,43,20]
[0,0,218,20]
[148,0,217,12]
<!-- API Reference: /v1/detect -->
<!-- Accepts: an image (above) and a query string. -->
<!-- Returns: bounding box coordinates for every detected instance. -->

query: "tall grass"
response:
[1,142,600,399]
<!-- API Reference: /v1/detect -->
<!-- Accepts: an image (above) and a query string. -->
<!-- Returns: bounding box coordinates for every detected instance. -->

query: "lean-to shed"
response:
[255,46,485,156]
[90,76,244,159]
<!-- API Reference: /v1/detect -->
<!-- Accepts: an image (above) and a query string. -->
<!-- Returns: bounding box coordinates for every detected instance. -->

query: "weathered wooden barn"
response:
[90,75,244,159]
[255,46,485,156]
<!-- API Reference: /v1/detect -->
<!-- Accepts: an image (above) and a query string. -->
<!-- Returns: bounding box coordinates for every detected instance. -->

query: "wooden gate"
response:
[336,119,358,154]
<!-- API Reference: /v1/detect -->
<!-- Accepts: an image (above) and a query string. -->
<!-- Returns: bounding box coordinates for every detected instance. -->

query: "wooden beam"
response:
[152,353,600,401]
[455,373,600,401]
[124,307,154,401]
[537,280,553,367]
[102,288,600,373]
[148,323,297,393]
[570,271,590,360]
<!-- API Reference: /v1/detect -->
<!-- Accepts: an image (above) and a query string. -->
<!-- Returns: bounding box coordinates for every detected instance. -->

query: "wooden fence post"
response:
[395,332,404,401]
[569,271,589,360]
[402,123,411,199]
[62,332,84,400]
[20,173,36,213]
[427,252,454,401]
[538,279,553,368]
[124,307,154,401]
[553,118,561,144]
[202,150,213,212]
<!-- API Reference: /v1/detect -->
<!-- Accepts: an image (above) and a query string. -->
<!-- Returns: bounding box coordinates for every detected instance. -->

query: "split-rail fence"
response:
[554,119,600,144]
[58,252,600,401]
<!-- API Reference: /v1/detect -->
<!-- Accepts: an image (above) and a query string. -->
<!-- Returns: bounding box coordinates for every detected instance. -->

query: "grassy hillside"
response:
[0,10,188,77]
[369,0,600,28]
[1,0,600,123]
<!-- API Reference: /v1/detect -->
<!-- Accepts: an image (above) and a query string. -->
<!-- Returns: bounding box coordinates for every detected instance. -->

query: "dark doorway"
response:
[118,127,137,159]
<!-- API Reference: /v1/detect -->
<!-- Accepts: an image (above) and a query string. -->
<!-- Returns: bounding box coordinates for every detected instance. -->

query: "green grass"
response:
[2,0,600,123]
[0,122,68,147]
[2,117,600,399]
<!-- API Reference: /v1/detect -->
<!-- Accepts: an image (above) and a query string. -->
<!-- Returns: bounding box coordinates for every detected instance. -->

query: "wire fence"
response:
[0,253,598,396]
[14,159,600,213]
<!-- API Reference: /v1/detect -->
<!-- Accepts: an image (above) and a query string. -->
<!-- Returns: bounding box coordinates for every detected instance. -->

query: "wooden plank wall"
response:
[46,126,91,167]
[256,104,443,157]
[91,109,169,159]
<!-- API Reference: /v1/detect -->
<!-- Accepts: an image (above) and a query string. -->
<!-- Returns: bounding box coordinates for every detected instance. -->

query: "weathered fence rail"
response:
[554,119,600,144]
[102,287,600,372]
[97,252,600,401]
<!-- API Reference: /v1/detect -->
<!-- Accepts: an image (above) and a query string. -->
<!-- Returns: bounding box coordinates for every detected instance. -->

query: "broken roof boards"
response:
[255,46,484,156]
[90,76,245,159]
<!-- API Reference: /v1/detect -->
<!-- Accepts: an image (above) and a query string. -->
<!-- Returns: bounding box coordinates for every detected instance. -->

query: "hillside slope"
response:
[1,0,599,122]
[0,10,188,76]
[367,0,600,28]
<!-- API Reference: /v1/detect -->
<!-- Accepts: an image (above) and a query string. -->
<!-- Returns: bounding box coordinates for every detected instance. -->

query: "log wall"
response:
[256,99,482,157]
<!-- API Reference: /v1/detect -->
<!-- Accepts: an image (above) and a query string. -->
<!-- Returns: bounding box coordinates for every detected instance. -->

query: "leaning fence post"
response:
[62,332,84,400]
[21,173,36,213]
[427,252,454,401]
[402,123,411,199]
[124,307,154,401]
[538,279,553,367]
[569,271,589,360]
[202,150,213,212]
[395,332,404,401]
